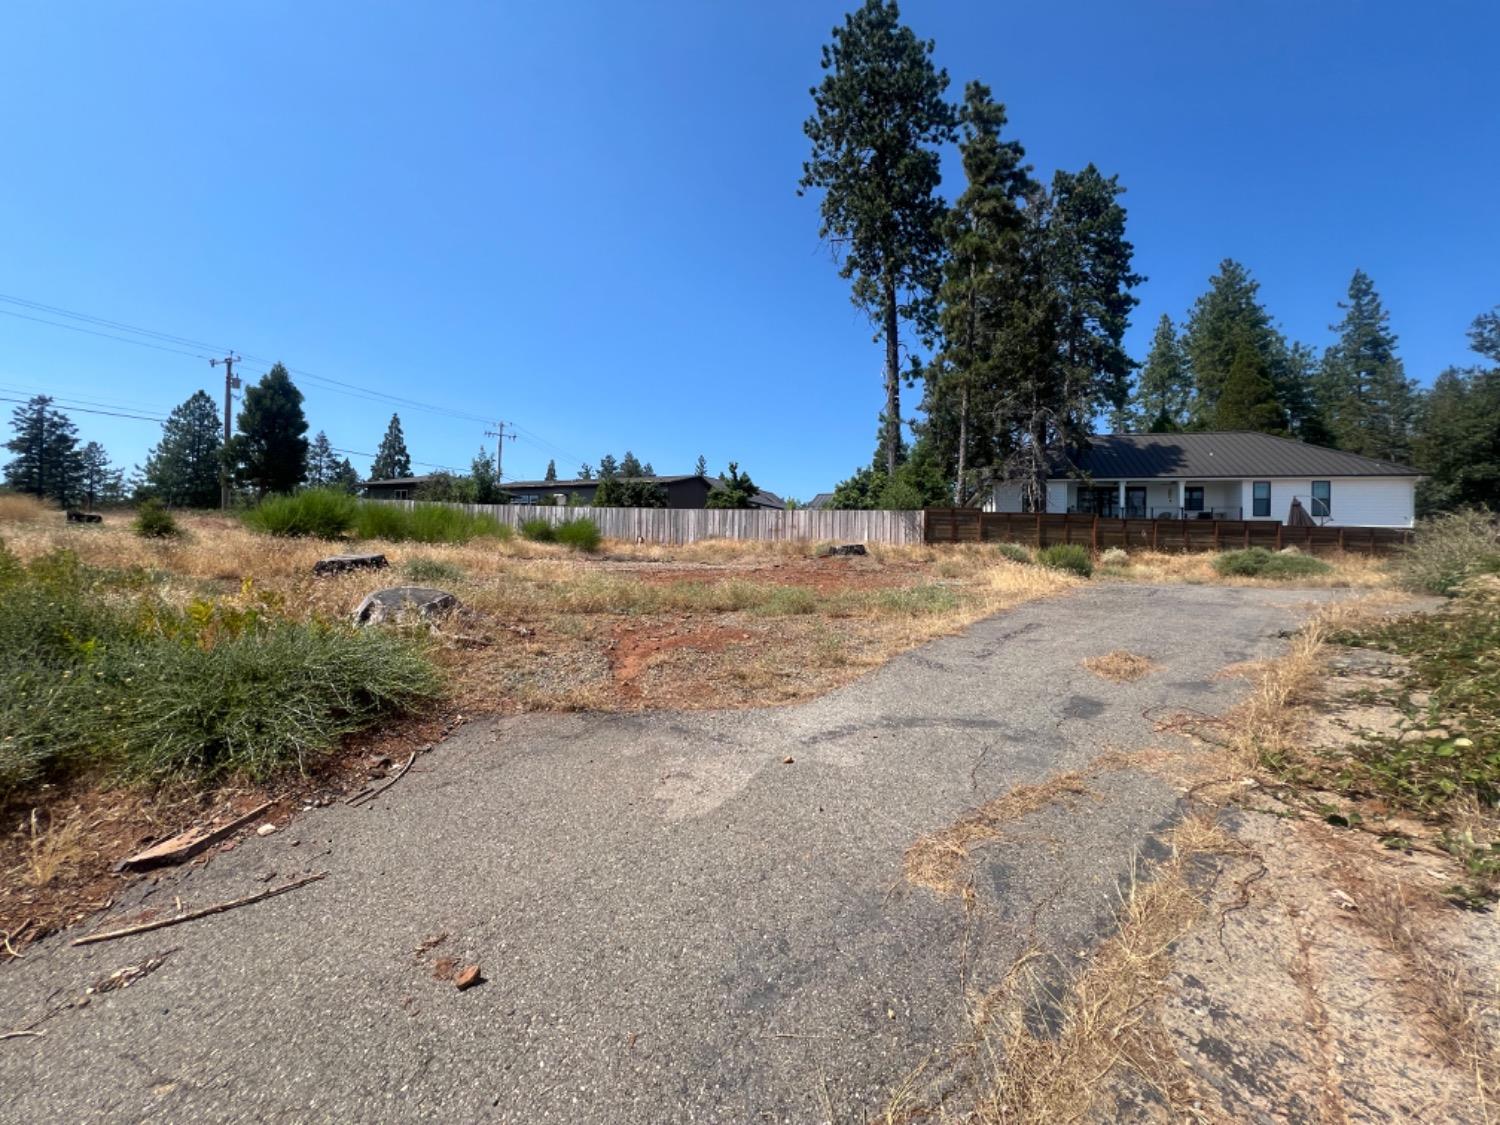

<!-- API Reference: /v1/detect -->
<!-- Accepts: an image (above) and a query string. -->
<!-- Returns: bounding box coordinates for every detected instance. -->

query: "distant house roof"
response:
[502,474,705,490]
[363,475,438,488]
[805,492,835,510]
[1059,432,1421,480]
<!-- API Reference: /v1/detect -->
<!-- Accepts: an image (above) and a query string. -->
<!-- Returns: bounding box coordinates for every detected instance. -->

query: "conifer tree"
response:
[3,395,82,505]
[544,459,557,482]
[370,414,412,480]
[706,462,760,509]
[1413,306,1500,512]
[472,448,502,503]
[619,450,644,477]
[1215,337,1288,433]
[143,390,223,506]
[223,363,309,497]
[331,458,361,494]
[1133,315,1192,430]
[306,431,338,486]
[77,442,121,508]
[1318,270,1416,461]
[578,463,594,480]
[800,0,956,477]
[597,453,619,479]
[694,454,708,477]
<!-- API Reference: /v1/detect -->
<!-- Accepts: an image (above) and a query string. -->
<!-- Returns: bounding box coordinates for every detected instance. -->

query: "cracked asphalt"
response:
[0,583,1335,1122]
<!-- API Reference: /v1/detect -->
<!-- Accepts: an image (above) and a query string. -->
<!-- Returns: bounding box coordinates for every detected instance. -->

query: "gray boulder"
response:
[353,586,459,627]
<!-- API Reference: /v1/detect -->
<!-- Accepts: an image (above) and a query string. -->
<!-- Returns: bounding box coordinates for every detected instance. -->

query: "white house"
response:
[984,432,1420,529]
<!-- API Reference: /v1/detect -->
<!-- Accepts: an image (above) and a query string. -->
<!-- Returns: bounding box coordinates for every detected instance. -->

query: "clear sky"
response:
[2,1,1495,501]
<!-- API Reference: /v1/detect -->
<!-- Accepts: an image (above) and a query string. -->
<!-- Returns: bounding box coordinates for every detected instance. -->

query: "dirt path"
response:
[0,584,1346,1122]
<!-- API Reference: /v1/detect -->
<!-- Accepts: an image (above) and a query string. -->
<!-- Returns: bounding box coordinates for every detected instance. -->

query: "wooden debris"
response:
[454,964,482,990]
[118,802,272,872]
[0,1030,46,1041]
[89,948,177,993]
[72,872,327,946]
[347,751,417,807]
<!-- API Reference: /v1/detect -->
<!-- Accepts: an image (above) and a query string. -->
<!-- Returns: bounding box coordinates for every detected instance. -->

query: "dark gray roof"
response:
[363,475,438,487]
[502,474,702,490]
[1060,432,1420,480]
[805,492,835,510]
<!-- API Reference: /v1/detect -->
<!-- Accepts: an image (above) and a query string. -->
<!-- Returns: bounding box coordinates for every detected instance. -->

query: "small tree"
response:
[620,450,644,477]
[143,390,223,507]
[544,459,557,482]
[578,462,594,480]
[306,431,338,486]
[694,454,708,477]
[223,363,310,498]
[78,442,121,509]
[706,462,759,508]
[472,448,503,503]
[332,458,361,494]
[597,453,619,478]
[370,414,412,480]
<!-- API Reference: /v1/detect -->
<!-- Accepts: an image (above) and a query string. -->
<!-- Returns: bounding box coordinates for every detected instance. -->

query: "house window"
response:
[1252,481,1271,518]
[393,489,409,501]
[1184,486,1204,513]
[1311,480,1331,518]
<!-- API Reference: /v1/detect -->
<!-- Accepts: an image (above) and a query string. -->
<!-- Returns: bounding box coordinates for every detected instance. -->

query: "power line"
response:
[0,395,166,423]
[0,307,214,361]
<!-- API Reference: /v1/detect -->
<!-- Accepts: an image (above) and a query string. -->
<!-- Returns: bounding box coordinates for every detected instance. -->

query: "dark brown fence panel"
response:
[924,509,1412,556]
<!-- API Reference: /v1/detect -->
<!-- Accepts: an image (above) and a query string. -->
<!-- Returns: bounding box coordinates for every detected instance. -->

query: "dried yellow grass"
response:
[1101,548,1395,589]
[0,492,52,523]
[1081,650,1156,682]
[18,807,89,888]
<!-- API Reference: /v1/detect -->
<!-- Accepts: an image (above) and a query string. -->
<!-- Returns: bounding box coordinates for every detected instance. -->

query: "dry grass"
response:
[967,814,1232,1123]
[0,493,51,522]
[17,806,89,888]
[1098,548,1394,589]
[1081,650,1156,683]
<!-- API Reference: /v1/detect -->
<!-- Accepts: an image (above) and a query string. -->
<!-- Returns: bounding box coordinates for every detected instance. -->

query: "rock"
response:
[782,756,795,765]
[65,511,103,524]
[1398,730,1426,744]
[1423,729,1449,740]
[314,553,388,577]
[353,587,459,627]
[256,823,277,837]
[454,964,483,990]
[827,543,868,557]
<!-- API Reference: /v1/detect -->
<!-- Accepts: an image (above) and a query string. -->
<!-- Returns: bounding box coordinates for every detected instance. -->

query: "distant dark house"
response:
[805,492,835,511]
[365,473,784,510]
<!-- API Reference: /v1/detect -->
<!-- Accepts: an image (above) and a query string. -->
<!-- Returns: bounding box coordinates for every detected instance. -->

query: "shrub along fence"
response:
[364,500,926,546]
[924,509,1414,556]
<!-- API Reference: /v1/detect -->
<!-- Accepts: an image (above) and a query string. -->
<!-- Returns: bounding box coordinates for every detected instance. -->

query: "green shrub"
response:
[1393,510,1500,596]
[0,546,441,793]
[995,542,1032,564]
[1037,544,1093,578]
[520,517,556,542]
[1213,547,1332,580]
[553,517,601,552]
[133,499,182,539]
[403,557,463,583]
[242,489,358,538]
[350,501,511,545]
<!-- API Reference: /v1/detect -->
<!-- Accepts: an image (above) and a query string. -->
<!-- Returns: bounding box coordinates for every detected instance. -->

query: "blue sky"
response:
[2,1,1495,501]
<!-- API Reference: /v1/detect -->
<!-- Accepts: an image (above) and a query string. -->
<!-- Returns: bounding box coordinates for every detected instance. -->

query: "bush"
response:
[133,498,182,539]
[242,489,357,538]
[0,545,441,793]
[349,501,511,545]
[520,517,556,543]
[1393,510,1500,596]
[1037,544,1093,578]
[995,542,1032,564]
[1099,546,1130,566]
[404,557,463,583]
[553,517,601,552]
[1213,547,1332,580]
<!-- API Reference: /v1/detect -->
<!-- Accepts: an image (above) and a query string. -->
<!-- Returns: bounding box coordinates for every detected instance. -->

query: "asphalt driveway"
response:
[0,583,1334,1123]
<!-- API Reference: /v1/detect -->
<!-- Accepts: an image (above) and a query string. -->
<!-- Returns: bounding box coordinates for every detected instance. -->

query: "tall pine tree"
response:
[1133,315,1191,431]
[3,395,82,506]
[224,363,309,497]
[143,390,223,506]
[77,442,121,508]
[544,459,557,482]
[1318,270,1416,461]
[306,431,338,486]
[800,0,955,477]
[370,414,412,480]
[1413,305,1500,512]
[1215,335,1288,433]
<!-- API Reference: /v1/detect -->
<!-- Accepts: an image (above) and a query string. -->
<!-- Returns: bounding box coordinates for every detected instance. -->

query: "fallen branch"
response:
[348,751,417,808]
[72,872,327,947]
[0,1030,45,1041]
[119,800,272,872]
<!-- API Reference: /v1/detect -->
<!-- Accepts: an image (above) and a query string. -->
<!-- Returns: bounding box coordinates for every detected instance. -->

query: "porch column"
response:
[1117,480,1126,514]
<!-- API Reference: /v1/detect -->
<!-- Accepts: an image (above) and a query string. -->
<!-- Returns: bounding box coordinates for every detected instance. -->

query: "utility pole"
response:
[211,353,241,509]
[484,421,515,480]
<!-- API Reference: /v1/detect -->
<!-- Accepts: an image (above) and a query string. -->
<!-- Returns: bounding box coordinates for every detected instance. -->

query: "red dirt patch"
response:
[609,624,753,701]
[629,555,910,594]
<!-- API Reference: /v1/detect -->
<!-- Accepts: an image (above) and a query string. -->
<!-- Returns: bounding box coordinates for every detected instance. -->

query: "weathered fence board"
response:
[365,500,926,546]
[924,509,1413,556]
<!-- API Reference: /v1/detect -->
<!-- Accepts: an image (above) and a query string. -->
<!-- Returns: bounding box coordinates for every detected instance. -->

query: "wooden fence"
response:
[924,509,1414,556]
[366,499,926,546]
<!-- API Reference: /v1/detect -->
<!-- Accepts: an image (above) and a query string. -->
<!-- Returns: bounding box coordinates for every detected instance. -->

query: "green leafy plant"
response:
[133,498,182,539]
[1212,547,1332,580]
[520,517,556,543]
[1037,544,1092,578]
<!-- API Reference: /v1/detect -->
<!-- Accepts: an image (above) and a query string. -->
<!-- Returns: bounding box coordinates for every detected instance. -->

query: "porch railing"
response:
[1068,505,1243,520]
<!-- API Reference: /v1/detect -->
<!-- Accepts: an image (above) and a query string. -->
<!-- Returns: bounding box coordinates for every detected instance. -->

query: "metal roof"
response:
[1061,432,1421,480]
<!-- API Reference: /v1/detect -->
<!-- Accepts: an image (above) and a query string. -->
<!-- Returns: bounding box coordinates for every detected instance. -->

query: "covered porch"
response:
[1064,479,1242,520]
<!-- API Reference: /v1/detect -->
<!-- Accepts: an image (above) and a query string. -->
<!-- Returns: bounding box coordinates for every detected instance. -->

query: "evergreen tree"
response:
[370,414,412,480]
[306,431,338,486]
[593,476,666,507]
[642,461,655,476]
[1413,306,1500,513]
[331,458,361,494]
[1318,270,1416,462]
[1215,336,1288,433]
[77,442,121,508]
[3,395,82,506]
[544,459,557,482]
[471,448,502,503]
[597,453,619,478]
[929,81,1033,502]
[1133,315,1191,430]
[706,462,760,508]
[800,0,956,477]
[578,462,594,480]
[223,363,309,497]
[142,390,223,507]
[619,450,644,477]
[694,454,708,477]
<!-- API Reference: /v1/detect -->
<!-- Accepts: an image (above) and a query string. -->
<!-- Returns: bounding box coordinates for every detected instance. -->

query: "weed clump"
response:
[520,518,555,543]
[1213,547,1332,580]
[404,557,464,583]
[553,518,601,552]
[133,499,182,539]
[242,489,357,538]
[244,494,511,545]
[1037,544,1092,578]
[1394,510,1500,596]
[995,542,1032,564]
